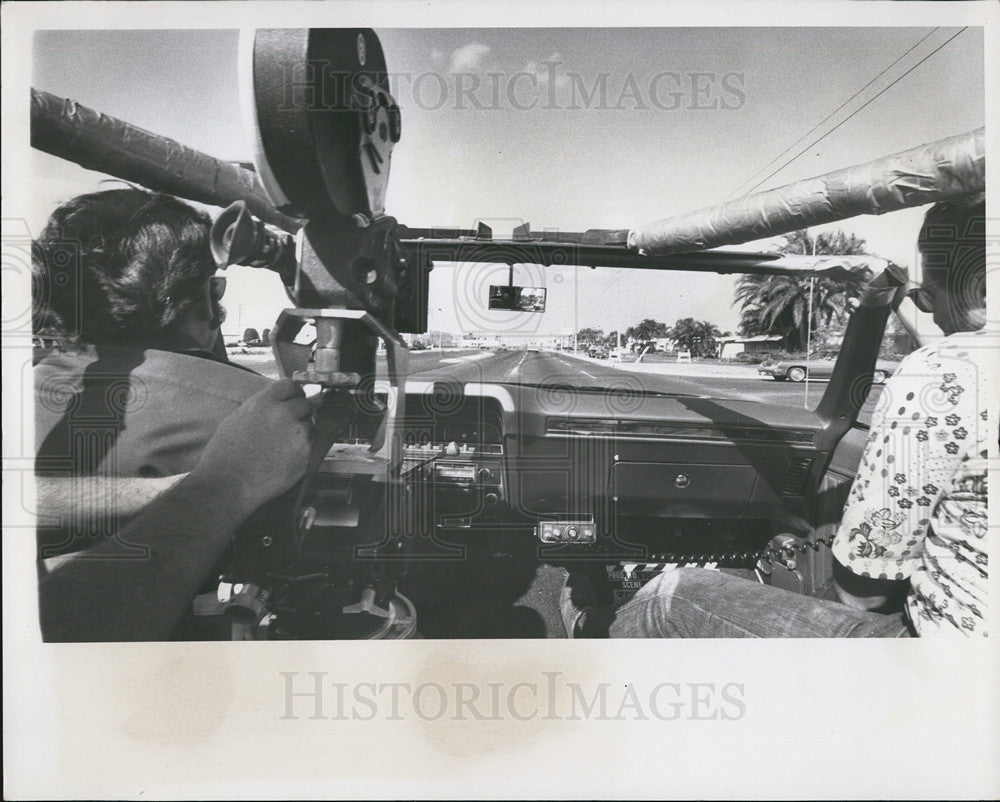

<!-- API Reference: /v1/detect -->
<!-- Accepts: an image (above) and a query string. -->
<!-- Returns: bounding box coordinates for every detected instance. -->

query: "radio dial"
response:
[478,467,493,482]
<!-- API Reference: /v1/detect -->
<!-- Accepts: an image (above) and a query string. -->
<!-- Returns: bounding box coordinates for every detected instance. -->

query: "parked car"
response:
[758,349,900,383]
[734,351,776,365]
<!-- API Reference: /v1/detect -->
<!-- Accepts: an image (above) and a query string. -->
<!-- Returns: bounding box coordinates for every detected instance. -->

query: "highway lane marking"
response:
[439,352,494,363]
[504,351,530,382]
[402,349,825,405]
[551,352,603,380]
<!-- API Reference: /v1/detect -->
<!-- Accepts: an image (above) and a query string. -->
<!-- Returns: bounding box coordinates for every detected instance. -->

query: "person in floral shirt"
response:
[561,194,991,637]
[831,195,990,636]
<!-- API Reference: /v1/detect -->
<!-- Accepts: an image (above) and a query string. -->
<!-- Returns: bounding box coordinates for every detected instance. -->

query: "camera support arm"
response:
[239,29,418,562]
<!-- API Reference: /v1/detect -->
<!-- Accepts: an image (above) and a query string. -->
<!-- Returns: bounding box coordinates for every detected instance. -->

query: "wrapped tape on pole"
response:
[628,128,985,256]
[30,88,300,234]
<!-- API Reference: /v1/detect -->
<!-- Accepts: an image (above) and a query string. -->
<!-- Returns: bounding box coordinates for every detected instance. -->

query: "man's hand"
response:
[189,379,314,517]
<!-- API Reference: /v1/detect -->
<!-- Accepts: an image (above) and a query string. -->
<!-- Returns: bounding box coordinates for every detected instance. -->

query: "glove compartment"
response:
[612,462,758,518]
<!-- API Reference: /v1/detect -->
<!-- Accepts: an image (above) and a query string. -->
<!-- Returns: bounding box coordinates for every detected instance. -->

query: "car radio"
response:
[402,441,505,497]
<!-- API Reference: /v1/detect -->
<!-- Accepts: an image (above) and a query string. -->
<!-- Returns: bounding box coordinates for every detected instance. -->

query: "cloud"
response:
[449,42,491,73]
[523,54,570,90]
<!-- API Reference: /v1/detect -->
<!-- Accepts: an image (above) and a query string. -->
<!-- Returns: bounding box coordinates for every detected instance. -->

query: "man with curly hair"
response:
[32,188,307,639]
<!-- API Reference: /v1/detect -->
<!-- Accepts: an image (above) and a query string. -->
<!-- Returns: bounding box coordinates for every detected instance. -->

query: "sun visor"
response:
[735,254,892,281]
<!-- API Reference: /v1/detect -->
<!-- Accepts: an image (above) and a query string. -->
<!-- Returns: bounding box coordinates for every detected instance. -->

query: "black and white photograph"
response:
[3,1,998,799]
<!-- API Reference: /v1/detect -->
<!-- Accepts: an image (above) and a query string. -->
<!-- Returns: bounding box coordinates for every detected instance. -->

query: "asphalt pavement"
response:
[233,346,883,420]
[388,348,883,420]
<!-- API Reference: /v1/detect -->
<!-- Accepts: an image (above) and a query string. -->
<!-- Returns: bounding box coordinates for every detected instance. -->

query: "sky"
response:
[26,26,985,338]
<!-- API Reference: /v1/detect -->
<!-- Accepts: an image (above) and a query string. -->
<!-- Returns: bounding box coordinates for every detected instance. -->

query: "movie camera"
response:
[205,29,424,638]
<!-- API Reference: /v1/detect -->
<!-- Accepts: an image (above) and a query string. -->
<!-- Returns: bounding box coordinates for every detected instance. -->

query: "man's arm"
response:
[39,473,264,641]
[832,560,907,613]
[37,474,186,523]
[39,379,313,642]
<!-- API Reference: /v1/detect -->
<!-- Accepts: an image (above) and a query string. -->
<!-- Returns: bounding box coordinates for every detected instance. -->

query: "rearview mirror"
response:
[488,285,547,313]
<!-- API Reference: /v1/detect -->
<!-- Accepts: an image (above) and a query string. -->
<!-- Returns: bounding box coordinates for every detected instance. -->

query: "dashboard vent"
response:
[781,457,814,497]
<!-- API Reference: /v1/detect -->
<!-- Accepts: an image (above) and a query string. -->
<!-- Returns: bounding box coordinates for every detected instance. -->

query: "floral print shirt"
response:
[832,331,993,636]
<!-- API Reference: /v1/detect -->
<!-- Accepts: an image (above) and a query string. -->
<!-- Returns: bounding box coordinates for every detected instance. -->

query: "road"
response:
[233,346,884,419]
[390,348,884,420]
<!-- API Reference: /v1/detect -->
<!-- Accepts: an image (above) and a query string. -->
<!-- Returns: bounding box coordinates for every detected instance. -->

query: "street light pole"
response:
[804,233,816,409]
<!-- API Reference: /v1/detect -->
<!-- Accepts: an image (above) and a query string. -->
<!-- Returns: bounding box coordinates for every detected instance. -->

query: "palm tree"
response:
[733,229,867,351]
[672,317,721,357]
[576,327,605,347]
[624,318,669,351]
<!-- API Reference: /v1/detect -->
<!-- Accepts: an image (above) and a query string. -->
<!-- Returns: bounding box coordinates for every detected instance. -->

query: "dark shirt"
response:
[34,343,270,557]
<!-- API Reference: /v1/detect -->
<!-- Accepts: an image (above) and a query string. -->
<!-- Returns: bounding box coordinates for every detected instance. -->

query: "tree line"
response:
[578,228,869,357]
[577,318,724,358]
[236,327,270,347]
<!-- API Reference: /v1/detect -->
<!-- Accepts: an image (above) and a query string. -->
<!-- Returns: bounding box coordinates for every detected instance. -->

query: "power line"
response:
[740,26,969,198]
[588,28,968,336]
[728,29,939,199]
[728,28,939,199]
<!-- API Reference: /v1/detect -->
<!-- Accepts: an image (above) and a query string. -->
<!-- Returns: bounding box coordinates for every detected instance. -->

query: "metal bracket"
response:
[272,307,409,477]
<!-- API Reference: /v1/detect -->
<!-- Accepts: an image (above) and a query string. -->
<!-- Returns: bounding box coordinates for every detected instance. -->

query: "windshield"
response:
[227,264,918,426]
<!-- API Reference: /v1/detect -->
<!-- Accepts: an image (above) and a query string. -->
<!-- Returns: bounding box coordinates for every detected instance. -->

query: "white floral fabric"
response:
[832,331,993,636]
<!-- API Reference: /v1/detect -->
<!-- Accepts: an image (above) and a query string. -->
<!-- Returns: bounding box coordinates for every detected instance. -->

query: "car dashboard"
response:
[227,375,858,625]
[396,379,848,588]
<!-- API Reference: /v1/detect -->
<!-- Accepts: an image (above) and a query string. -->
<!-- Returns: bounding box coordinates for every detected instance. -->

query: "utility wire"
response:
[591,29,966,335]
[728,28,940,199]
[740,26,969,198]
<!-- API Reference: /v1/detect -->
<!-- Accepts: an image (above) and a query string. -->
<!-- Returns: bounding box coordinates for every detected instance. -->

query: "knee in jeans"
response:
[641,567,715,597]
[635,567,684,600]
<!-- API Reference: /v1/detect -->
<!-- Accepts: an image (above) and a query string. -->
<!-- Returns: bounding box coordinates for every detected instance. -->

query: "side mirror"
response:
[488,285,547,313]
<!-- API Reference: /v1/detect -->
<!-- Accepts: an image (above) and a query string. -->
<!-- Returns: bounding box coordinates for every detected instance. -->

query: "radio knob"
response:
[478,467,493,481]
[566,525,580,541]
[485,492,499,505]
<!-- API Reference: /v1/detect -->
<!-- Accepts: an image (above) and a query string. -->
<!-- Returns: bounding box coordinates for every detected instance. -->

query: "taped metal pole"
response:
[628,128,985,256]
[30,88,300,234]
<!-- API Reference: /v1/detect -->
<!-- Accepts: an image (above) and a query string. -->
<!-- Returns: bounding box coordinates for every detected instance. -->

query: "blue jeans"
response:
[571,569,912,638]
